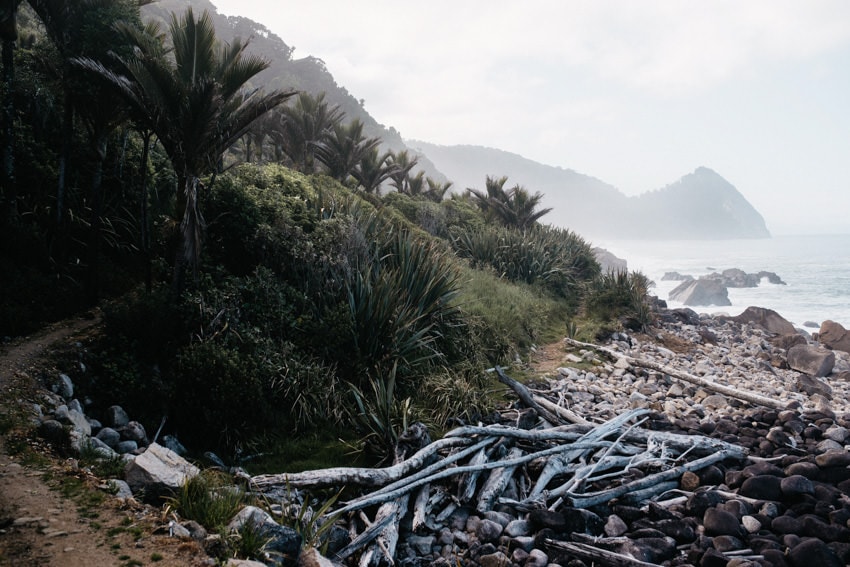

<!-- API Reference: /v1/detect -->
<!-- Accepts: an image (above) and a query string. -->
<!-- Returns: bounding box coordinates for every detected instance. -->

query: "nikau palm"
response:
[75,7,294,289]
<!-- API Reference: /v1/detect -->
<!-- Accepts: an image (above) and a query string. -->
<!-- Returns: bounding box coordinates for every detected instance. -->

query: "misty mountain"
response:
[410,142,770,240]
[142,0,446,182]
[145,1,768,240]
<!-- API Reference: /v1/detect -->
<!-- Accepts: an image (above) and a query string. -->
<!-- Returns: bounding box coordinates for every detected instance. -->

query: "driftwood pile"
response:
[250,367,750,566]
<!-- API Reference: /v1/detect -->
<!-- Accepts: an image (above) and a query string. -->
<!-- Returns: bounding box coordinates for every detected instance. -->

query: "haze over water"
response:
[596,234,850,330]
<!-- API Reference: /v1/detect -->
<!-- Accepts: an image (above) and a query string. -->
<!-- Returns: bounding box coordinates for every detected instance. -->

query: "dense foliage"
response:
[1,2,654,462]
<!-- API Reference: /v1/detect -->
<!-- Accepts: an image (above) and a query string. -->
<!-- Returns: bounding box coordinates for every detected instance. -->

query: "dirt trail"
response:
[0,314,208,566]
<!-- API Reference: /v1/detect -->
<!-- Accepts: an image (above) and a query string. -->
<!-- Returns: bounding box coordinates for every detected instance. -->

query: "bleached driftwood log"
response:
[250,436,471,491]
[564,337,786,410]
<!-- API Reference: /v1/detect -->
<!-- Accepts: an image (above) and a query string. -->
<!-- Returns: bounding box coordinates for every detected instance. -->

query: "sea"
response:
[593,234,850,330]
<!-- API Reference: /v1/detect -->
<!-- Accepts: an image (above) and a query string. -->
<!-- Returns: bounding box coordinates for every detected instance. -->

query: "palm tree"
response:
[467,175,552,228]
[494,184,552,229]
[387,150,418,194]
[75,7,295,289]
[467,174,509,219]
[313,118,380,183]
[275,91,343,173]
[353,147,397,194]
[424,178,452,202]
[0,0,22,219]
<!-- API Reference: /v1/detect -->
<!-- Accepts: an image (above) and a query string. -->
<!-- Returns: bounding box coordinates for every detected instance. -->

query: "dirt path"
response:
[0,314,208,566]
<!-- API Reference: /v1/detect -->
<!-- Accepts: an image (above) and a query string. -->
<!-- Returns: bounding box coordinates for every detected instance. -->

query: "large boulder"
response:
[730,306,796,335]
[787,344,836,377]
[592,247,627,273]
[668,279,730,307]
[818,320,850,354]
[124,442,199,500]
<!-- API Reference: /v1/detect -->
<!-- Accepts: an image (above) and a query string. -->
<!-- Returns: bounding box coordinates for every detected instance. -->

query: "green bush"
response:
[169,470,246,531]
[582,270,653,330]
[455,266,571,363]
[450,224,599,299]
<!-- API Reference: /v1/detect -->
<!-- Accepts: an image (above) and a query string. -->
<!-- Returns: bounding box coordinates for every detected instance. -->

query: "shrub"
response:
[450,224,599,299]
[169,470,246,531]
[582,270,654,330]
[454,265,571,363]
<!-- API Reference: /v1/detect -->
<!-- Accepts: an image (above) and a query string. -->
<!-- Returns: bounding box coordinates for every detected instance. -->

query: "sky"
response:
[211,0,850,235]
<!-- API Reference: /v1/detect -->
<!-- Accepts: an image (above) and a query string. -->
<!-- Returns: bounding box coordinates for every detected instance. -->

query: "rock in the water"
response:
[787,344,835,377]
[124,443,199,500]
[731,306,796,335]
[818,320,850,354]
[669,279,731,307]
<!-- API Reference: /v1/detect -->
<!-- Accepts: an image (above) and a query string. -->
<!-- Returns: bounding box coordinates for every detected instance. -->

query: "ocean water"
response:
[593,234,850,330]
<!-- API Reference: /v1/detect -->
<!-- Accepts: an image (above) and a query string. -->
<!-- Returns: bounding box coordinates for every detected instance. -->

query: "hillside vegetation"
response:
[0,2,652,463]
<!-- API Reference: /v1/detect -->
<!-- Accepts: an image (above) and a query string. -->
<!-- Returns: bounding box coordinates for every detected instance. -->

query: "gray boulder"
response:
[106,405,130,428]
[592,247,627,273]
[818,320,850,353]
[124,442,199,500]
[96,427,121,449]
[120,421,148,445]
[796,374,833,399]
[730,306,796,335]
[52,373,74,399]
[787,344,835,377]
[669,279,731,307]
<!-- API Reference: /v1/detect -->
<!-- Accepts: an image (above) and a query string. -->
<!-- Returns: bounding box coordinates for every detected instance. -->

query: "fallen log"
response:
[565,448,744,508]
[250,436,472,491]
[494,366,562,424]
[564,338,786,410]
[545,539,663,567]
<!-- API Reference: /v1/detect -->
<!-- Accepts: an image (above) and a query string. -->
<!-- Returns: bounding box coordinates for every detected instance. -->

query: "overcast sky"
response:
[212,0,850,235]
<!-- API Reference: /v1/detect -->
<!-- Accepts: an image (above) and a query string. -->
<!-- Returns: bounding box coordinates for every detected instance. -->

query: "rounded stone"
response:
[476,519,503,543]
[787,538,843,567]
[771,515,803,534]
[781,475,814,497]
[739,475,782,501]
[703,508,743,537]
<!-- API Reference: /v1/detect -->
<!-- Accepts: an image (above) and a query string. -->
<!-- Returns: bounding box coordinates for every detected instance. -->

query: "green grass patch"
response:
[243,431,367,475]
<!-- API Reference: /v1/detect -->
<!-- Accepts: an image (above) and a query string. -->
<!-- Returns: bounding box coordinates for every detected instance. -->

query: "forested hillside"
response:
[0,1,650,468]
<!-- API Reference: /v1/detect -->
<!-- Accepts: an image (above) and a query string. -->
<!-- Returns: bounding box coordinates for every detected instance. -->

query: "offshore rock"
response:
[669,279,731,307]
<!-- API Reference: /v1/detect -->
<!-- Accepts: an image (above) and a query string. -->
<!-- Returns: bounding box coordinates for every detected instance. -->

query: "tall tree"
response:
[76,7,295,290]
[387,149,418,194]
[314,118,380,183]
[274,91,342,174]
[353,147,397,194]
[424,178,452,202]
[0,0,22,220]
[468,175,552,228]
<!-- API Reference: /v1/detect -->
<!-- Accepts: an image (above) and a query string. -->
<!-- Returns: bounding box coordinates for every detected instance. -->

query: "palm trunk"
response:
[85,134,107,305]
[1,30,15,221]
[171,174,204,294]
[139,130,152,293]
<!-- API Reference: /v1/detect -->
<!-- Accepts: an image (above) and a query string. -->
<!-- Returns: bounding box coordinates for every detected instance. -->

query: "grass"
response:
[168,470,246,531]
[243,431,367,475]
